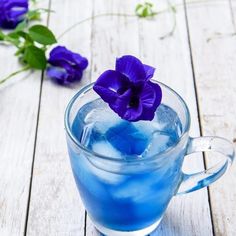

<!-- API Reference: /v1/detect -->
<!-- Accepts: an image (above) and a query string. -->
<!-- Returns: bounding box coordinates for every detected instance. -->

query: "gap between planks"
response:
[183,0,215,235]
[86,0,213,235]
[184,0,236,235]
[24,1,52,235]
[25,0,93,235]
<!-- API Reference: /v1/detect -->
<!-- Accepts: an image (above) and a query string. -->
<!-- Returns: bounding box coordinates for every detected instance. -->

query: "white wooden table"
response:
[0,0,236,235]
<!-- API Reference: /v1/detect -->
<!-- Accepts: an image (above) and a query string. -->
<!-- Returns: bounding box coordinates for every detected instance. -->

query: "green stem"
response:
[57,0,219,40]
[0,0,230,87]
[207,32,236,42]
[0,66,30,85]
[57,13,137,40]
[159,1,177,40]
[57,9,179,40]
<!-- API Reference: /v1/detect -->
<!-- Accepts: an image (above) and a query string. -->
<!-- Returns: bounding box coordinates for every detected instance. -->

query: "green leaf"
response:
[28,25,57,45]
[23,45,47,69]
[27,10,41,21]
[16,31,34,44]
[5,31,33,48]
[15,21,28,31]
[135,1,157,18]
[15,47,25,56]
[142,7,149,17]
[4,32,21,46]
[0,30,5,40]
[135,4,142,12]
[146,2,153,7]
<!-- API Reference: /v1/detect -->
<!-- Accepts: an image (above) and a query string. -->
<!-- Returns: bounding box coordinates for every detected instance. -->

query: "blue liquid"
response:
[68,99,185,232]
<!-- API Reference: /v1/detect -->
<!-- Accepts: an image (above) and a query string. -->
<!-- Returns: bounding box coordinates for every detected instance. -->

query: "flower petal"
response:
[3,0,28,9]
[137,81,162,121]
[0,0,28,29]
[46,67,69,85]
[48,58,72,71]
[93,86,131,118]
[148,81,162,109]
[143,64,155,80]
[110,89,132,117]
[73,69,83,81]
[138,107,156,121]
[93,55,161,122]
[115,55,146,83]
[139,83,157,108]
[94,70,130,94]
[123,103,143,121]
[94,85,118,104]
[48,46,74,64]
[47,46,88,85]
[72,53,88,70]
[48,46,88,71]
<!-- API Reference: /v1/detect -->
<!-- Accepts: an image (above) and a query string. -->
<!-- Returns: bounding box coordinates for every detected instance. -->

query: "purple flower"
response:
[0,0,28,29]
[47,46,88,85]
[93,55,162,122]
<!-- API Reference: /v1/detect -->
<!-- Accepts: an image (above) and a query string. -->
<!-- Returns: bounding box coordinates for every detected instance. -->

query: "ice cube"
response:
[72,99,121,142]
[84,99,121,127]
[105,121,152,156]
[80,141,125,184]
[79,125,125,184]
[113,172,166,202]
[154,104,182,136]
[144,131,177,157]
[92,140,122,159]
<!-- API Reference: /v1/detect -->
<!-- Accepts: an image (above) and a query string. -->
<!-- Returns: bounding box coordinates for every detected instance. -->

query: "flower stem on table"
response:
[0,66,30,85]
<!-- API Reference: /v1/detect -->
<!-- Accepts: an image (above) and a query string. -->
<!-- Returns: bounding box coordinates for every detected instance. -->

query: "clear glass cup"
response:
[65,82,235,236]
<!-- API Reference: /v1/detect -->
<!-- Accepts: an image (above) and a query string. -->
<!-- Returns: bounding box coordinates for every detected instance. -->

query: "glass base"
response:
[93,218,162,236]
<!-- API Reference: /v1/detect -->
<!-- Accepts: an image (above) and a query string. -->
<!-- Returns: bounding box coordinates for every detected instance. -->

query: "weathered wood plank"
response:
[139,0,213,235]
[86,0,140,235]
[86,0,213,235]
[89,0,140,81]
[26,0,93,235]
[0,1,49,235]
[185,0,236,235]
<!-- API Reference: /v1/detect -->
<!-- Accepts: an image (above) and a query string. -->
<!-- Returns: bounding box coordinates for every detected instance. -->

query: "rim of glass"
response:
[64,81,191,163]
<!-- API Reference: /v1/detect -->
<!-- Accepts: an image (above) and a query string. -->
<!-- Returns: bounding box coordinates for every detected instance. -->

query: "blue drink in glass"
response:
[68,99,184,233]
[65,83,234,236]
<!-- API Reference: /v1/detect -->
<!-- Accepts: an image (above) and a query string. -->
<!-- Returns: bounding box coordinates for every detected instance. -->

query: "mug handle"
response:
[177,136,235,195]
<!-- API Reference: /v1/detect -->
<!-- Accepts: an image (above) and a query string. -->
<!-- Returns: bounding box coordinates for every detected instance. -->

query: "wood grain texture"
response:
[1,0,235,235]
[26,0,93,235]
[86,0,140,235]
[139,0,212,235]
[86,0,213,235]
[185,0,236,235]
[89,0,140,81]
[0,1,49,235]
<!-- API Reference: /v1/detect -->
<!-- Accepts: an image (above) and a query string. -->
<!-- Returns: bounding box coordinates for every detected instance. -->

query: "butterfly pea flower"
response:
[0,0,29,29]
[93,55,162,122]
[47,46,88,85]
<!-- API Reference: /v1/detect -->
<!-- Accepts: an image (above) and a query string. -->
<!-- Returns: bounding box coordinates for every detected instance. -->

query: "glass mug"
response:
[65,82,235,236]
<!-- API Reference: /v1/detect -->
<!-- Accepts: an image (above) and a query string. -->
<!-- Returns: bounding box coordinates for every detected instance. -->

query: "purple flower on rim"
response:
[0,0,28,29]
[93,55,162,122]
[47,46,88,85]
